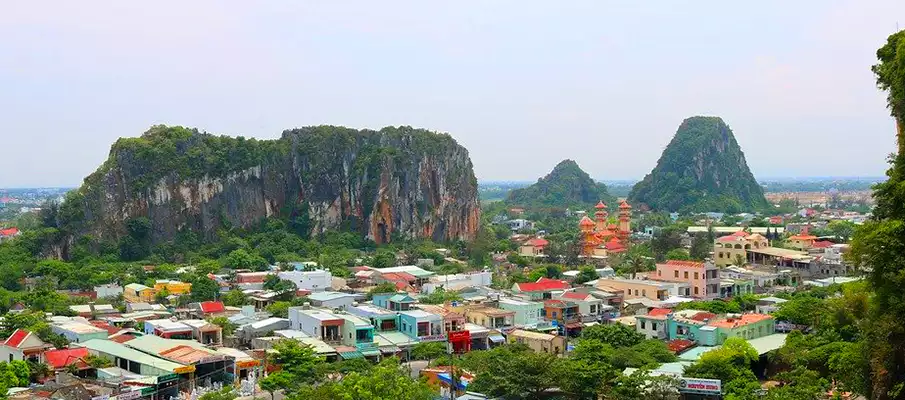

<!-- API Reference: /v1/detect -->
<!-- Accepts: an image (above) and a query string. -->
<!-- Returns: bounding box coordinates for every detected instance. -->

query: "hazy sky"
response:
[2,1,903,187]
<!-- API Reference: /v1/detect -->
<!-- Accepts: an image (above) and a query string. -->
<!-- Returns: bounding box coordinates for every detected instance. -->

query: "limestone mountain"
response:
[506,160,615,209]
[628,116,768,213]
[51,125,479,256]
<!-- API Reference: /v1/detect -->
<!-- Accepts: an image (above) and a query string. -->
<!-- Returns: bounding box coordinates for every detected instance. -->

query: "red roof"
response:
[4,329,30,348]
[110,334,137,344]
[561,291,589,300]
[812,241,834,249]
[579,216,595,227]
[595,201,607,209]
[648,308,673,317]
[381,272,417,282]
[663,260,705,269]
[790,234,817,241]
[516,279,570,292]
[689,312,717,322]
[717,235,742,243]
[667,339,695,353]
[604,237,626,252]
[619,200,632,209]
[199,301,225,313]
[730,230,749,237]
[0,227,19,237]
[45,348,89,370]
[525,238,549,247]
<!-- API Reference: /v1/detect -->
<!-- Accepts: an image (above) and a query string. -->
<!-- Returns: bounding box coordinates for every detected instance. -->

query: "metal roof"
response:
[76,339,185,373]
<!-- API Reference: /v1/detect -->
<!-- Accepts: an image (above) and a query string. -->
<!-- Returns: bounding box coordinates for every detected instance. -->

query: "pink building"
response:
[654,260,720,299]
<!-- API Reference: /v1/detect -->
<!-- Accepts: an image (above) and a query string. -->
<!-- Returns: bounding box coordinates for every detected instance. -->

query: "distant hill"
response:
[628,116,769,213]
[506,160,615,209]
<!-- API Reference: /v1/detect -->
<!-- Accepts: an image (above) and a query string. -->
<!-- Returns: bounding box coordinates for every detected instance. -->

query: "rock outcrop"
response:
[58,125,479,249]
[628,116,768,212]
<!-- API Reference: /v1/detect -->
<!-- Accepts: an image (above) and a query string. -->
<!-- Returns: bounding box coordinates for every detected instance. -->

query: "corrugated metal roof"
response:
[76,339,185,373]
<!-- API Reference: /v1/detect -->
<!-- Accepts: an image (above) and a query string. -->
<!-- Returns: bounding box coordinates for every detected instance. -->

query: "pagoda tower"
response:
[578,216,597,256]
[594,201,608,232]
[618,200,632,242]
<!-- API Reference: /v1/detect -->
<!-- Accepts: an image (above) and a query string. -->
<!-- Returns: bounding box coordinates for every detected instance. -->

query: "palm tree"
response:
[622,253,650,279]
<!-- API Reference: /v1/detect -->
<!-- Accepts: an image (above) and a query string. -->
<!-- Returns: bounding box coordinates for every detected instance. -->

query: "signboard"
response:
[115,391,141,400]
[678,377,721,395]
[198,355,226,364]
[174,365,196,374]
[447,330,471,342]
[157,373,179,383]
[418,334,447,342]
[235,360,261,369]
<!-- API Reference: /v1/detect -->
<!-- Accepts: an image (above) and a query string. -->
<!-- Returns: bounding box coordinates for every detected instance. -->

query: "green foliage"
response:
[259,371,293,400]
[418,287,463,305]
[505,160,615,209]
[291,358,434,400]
[369,250,397,269]
[628,116,769,213]
[269,339,324,384]
[84,354,113,369]
[573,266,599,284]
[220,289,248,307]
[410,342,447,363]
[527,264,562,282]
[665,248,690,260]
[225,249,268,270]
[580,323,645,349]
[466,345,562,399]
[189,276,220,302]
[197,387,237,400]
[367,283,398,300]
[684,338,759,398]
[207,316,237,336]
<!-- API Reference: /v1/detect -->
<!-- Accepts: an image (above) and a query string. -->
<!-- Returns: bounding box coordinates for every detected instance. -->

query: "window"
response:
[694,287,699,295]
[642,289,646,297]
[657,270,661,276]
[652,322,658,330]
[718,252,723,258]
[640,321,646,329]
[552,311,558,318]
[674,271,679,278]
[694,272,699,280]
[684,271,689,279]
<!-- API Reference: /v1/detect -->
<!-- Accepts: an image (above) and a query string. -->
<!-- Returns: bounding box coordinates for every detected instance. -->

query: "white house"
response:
[0,329,49,362]
[94,284,124,299]
[307,291,360,310]
[277,269,333,292]
[288,307,345,343]
[422,271,493,294]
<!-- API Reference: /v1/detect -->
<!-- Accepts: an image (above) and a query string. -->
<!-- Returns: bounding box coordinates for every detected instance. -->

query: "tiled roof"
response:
[0,228,20,237]
[200,301,225,313]
[525,238,549,247]
[812,241,834,248]
[381,272,417,282]
[595,201,607,209]
[708,313,773,329]
[560,291,589,300]
[579,216,595,227]
[648,308,673,317]
[619,200,632,209]
[663,260,705,268]
[4,329,30,348]
[689,312,716,322]
[159,345,217,364]
[45,348,89,370]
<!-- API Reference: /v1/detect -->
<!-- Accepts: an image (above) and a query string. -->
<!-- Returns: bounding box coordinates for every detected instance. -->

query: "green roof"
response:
[389,294,415,303]
[77,339,185,374]
[375,331,419,346]
[360,349,381,357]
[125,335,211,355]
[338,350,364,360]
[747,333,788,355]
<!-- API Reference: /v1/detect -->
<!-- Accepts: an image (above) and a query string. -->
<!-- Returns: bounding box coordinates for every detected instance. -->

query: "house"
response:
[506,219,533,231]
[69,304,118,318]
[703,314,775,345]
[235,317,290,343]
[188,301,234,318]
[511,278,570,300]
[144,319,193,340]
[95,284,124,299]
[787,227,818,250]
[0,329,50,362]
[44,347,89,371]
[518,238,548,258]
[0,227,20,243]
[369,265,435,285]
[289,308,345,343]
[124,283,155,303]
[422,272,493,294]
[153,280,192,296]
[398,310,445,342]
[123,335,234,387]
[557,291,607,322]
[665,310,717,343]
[277,270,333,292]
[713,231,770,267]
[51,321,109,344]
[125,302,168,313]
[507,329,567,355]
[75,339,188,379]
[596,277,670,301]
[462,306,515,330]
[181,319,224,345]
[654,260,720,300]
[755,297,788,314]
[543,300,582,337]
[235,272,273,290]
[372,292,416,311]
[375,272,419,290]
[338,314,380,359]
[347,304,400,332]
[497,298,544,328]
[635,308,671,339]
[417,304,467,335]
[307,291,360,310]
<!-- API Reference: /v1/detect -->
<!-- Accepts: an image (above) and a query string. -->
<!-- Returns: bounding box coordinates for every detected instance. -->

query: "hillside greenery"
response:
[628,116,769,213]
[505,159,615,210]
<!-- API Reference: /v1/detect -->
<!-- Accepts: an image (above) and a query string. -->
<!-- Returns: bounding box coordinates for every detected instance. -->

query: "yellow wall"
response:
[154,281,192,295]
[124,288,155,303]
[507,331,566,355]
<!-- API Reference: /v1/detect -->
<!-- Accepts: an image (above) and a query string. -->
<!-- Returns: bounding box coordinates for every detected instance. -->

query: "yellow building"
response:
[154,280,192,296]
[124,283,155,303]
[786,228,817,251]
[507,329,567,355]
[596,278,669,301]
[713,231,770,267]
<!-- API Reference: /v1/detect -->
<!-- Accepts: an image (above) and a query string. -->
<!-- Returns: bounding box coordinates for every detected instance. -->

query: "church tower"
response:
[618,200,632,242]
[594,201,608,232]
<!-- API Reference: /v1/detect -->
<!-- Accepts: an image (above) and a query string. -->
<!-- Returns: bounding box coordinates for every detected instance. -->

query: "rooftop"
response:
[399,310,441,320]
[708,313,773,329]
[297,309,343,322]
[659,260,706,269]
[77,339,185,374]
[309,291,358,302]
[508,329,557,341]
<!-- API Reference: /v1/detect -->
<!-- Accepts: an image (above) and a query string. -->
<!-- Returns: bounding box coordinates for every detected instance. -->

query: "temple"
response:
[579,200,633,257]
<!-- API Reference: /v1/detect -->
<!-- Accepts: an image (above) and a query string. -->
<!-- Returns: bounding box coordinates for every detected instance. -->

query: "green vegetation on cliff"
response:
[505,160,615,209]
[628,116,768,213]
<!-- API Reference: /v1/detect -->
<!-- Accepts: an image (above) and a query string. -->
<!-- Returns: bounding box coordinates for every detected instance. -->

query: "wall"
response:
[278,270,333,292]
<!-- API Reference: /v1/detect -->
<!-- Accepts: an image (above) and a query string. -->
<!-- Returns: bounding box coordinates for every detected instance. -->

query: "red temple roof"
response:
[619,200,632,209]
[579,216,595,227]
[595,201,607,209]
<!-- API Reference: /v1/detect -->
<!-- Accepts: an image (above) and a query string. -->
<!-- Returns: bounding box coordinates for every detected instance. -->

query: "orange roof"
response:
[45,348,88,370]
[662,260,705,268]
[561,291,590,300]
[648,308,673,317]
[730,230,749,237]
[619,200,632,209]
[579,216,595,227]
[790,234,817,240]
[708,313,772,329]
[525,238,549,247]
[595,201,607,209]
[812,240,834,248]
[159,345,217,364]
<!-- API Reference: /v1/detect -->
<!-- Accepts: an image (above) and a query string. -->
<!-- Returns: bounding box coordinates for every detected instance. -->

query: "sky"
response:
[1,1,903,187]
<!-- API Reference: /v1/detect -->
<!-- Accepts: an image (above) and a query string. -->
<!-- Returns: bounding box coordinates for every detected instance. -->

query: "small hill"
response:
[628,116,768,213]
[506,160,615,209]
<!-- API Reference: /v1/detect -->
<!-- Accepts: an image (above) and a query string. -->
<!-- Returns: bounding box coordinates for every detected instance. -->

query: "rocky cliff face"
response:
[60,125,479,248]
[628,116,768,213]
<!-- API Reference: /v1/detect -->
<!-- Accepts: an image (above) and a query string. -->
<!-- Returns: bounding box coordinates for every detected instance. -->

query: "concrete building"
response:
[94,284,124,299]
[462,306,515,330]
[398,310,445,342]
[654,260,720,299]
[507,329,567,355]
[0,329,50,362]
[153,280,192,296]
[713,231,770,267]
[557,291,606,321]
[634,308,671,340]
[124,283,155,303]
[372,292,416,311]
[144,319,194,339]
[498,298,544,328]
[289,308,345,343]
[51,321,109,344]
[423,271,493,294]
[347,304,399,332]
[277,269,333,292]
[596,278,670,301]
[307,291,360,310]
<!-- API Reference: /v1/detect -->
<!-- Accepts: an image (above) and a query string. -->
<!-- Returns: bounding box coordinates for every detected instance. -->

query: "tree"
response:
[410,342,446,365]
[689,232,712,260]
[266,301,291,318]
[208,316,237,336]
[259,371,293,400]
[293,359,434,400]
[367,282,398,300]
[826,220,856,242]
[198,387,237,400]
[84,354,113,369]
[419,287,463,305]
[190,276,220,302]
[618,251,653,280]
[573,266,598,284]
[221,289,248,307]
[467,346,562,399]
[580,324,645,349]
[269,339,323,384]
[370,250,397,269]
[225,249,267,269]
[665,248,691,261]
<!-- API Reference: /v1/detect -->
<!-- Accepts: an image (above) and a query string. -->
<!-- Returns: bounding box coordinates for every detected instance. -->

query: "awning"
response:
[488,335,506,343]
[379,346,401,354]
[360,349,382,357]
[338,350,364,360]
